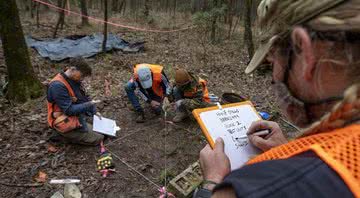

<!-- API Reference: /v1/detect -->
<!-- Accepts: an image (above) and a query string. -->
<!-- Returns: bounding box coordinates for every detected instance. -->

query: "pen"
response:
[236,129,271,139]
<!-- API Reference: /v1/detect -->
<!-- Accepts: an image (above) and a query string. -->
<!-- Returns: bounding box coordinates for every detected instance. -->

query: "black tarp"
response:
[26,33,145,61]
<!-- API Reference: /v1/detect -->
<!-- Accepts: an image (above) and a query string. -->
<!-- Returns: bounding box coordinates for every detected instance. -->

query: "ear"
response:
[291,27,316,81]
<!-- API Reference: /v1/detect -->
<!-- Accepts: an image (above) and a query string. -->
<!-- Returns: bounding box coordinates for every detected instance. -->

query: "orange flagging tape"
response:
[32,0,196,33]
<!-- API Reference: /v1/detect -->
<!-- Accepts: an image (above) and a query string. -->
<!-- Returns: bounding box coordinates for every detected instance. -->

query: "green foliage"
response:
[177,3,191,13]
[192,1,227,41]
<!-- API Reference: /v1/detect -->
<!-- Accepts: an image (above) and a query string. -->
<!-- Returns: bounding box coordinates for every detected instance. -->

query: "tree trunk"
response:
[36,2,40,28]
[244,0,254,58]
[227,0,234,39]
[112,0,118,12]
[144,0,150,17]
[102,0,108,52]
[118,0,125,15]
[210,0,218,43]
[30,0,34,18]
[53,0,66,38]
[80,0,90,26]
[173,0,177,17]
[0,0,43,103]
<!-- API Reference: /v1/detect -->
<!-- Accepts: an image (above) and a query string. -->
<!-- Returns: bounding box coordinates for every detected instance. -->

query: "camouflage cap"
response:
[245,0,347,74]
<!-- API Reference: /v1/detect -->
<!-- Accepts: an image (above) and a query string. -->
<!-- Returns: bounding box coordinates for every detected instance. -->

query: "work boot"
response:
[48,131,65,143]
[135,111,145,123]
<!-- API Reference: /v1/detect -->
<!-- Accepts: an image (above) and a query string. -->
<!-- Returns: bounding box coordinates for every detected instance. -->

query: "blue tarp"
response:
[26,33,145,61]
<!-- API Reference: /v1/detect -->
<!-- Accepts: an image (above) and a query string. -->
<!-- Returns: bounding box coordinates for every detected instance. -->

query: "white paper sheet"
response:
[199,104,261,170]
[92,116,119,137]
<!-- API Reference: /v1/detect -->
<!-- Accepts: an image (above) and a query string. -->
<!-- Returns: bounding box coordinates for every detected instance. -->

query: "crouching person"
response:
[47,58,104,146]
[172,69,212,123]
[125,64,171,123]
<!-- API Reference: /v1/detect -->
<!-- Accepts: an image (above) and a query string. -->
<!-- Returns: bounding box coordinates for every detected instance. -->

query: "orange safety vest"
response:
[47,74,81,133]
[133,64,164,98]
[183,78,210,103]
[247,124,360,196]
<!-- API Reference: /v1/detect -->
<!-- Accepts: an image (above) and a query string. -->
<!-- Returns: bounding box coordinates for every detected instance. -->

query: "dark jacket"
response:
[213,151,352,198]
[47,73,96,131]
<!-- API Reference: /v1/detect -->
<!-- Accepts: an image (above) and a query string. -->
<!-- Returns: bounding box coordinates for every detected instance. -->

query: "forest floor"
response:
[0,10,298,198]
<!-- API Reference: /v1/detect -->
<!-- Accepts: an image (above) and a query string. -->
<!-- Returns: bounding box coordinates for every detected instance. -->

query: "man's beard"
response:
[273,82,312,128]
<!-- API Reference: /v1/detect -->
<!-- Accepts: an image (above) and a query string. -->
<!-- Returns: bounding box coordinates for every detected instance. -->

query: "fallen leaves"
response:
[35,171,47,183]
[47,144,59,153]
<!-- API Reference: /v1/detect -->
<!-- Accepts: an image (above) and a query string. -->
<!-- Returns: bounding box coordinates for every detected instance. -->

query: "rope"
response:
[164,111,168,190]
[107,149,162,189]
[32,0,196,33]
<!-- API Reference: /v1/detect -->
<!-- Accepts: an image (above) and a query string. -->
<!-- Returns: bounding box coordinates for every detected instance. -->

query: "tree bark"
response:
[30,0,34,18]
[102,0,108,52]
[53,0,66,38]
[210,0,219,43]
[0,0,43,103]
[244,0,254,58]
[80,0,90,26]
[144,0,150,17]
[111,0,118,12]
[118,0,125,15]
[36,2,40,28]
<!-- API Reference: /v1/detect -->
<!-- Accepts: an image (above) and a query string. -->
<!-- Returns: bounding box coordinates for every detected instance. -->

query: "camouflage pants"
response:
[180,99,213,113]
[56,123,104,146]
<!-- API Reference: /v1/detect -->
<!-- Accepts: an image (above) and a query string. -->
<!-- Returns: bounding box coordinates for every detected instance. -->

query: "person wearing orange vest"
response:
[47,58,104,146]
[172,69,212,123]
[194,0,360,198]
[125,64,171,123]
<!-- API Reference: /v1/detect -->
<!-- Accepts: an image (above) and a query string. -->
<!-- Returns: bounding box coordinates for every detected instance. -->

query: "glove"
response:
[162,97,171,112]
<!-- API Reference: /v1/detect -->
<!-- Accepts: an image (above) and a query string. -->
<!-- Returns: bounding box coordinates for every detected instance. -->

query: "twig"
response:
[0,181,43,187]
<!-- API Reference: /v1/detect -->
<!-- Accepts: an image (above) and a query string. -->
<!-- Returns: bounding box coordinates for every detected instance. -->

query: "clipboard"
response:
[192,101,262,169]
[192,101,261,148]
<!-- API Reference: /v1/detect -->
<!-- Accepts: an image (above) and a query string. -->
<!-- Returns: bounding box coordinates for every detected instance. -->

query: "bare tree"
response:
[244,0,254,58]
[210,0,219,43]
[36,2,40,28]
[53,0,67,38]
[102,0,108,52]
[144,0,150,17]
[0,0,43,103]
[79,0,90,26]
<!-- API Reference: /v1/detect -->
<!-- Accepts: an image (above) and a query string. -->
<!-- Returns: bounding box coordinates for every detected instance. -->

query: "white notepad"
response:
[193,102,261,170]
[93,116,120,137]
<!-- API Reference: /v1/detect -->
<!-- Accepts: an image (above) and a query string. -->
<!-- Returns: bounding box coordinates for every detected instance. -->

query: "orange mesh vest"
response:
[183,78,210,102]
[134,64,164,98]
[247,124,360,196]
[47,74,81,133]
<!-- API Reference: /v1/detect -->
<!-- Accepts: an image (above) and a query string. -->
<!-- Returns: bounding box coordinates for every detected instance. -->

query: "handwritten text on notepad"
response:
[198,104,261,170]
[216,109,249,149]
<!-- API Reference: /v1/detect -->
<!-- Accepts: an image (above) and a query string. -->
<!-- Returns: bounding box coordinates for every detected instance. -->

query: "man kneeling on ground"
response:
[47,58,104,146]
[125,64,172,123]
[172,69,212,123]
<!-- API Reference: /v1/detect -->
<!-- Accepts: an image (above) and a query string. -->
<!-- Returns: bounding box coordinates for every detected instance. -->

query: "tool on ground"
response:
[49,179,81,184]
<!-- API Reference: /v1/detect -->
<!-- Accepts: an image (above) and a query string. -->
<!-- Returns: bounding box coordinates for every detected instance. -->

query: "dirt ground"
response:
[0,9,298,198]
